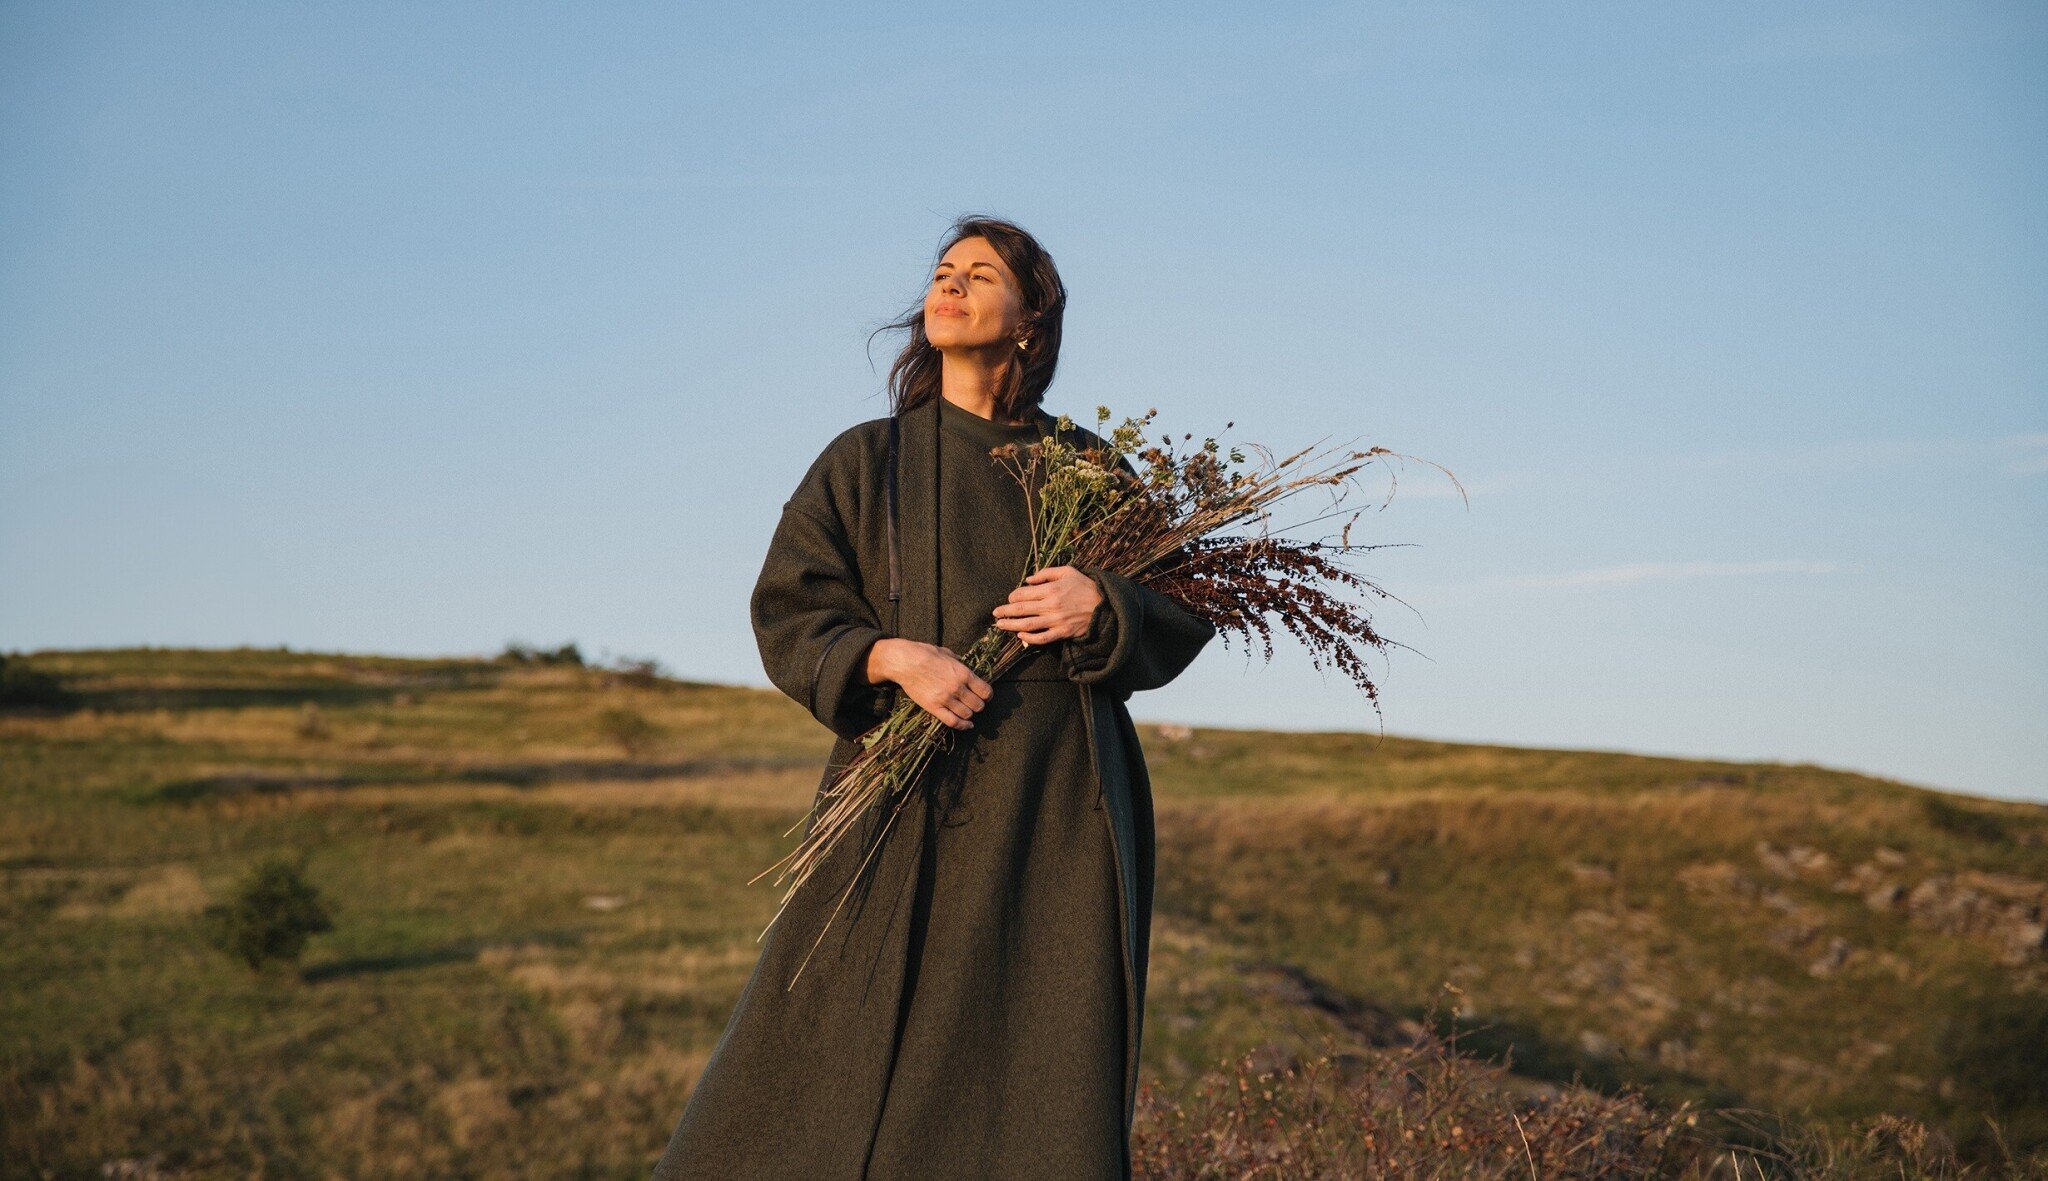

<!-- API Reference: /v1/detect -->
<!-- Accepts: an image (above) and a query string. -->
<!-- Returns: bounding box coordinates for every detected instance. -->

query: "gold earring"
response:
[1017,337,1030,351]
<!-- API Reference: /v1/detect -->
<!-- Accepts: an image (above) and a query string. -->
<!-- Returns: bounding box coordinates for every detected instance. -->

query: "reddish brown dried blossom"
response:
[1003,408,1462,731]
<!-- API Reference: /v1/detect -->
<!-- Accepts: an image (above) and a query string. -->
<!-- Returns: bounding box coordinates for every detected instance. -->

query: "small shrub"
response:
[499,641,585,667]
[0,652,77,709]
[200,854,334,973]
[606,655,670,690]
[295,702,329,739]
[1923,794,2009,844]
[595,707,661,757]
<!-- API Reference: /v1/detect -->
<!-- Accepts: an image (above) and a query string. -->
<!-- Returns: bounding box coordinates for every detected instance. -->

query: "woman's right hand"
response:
[867,638,991,730]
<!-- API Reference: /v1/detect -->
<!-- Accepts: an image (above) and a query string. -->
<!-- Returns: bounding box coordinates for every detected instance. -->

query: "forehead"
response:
[936,236,1011,273]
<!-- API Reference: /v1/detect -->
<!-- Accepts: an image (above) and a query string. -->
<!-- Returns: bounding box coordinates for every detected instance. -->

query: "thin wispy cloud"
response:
[2002,434,2048,476]
[1510,559,1840,589]
[541,170,877,192]
[1677,433,2048,477]
[1721,18,1925,64]
[1364,473,1489,501]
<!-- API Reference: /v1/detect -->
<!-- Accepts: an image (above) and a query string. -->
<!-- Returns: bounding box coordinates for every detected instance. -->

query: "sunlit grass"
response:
[3,646,2043,1177]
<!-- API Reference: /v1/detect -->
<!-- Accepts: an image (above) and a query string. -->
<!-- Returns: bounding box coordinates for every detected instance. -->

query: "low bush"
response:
[199,854,334,973]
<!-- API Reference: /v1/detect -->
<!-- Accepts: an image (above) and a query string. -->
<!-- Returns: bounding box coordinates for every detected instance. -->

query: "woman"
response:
[650,215,1215,1181]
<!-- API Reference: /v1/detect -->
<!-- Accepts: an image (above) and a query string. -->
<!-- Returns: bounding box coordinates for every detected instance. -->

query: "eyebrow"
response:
[935,261,999,272]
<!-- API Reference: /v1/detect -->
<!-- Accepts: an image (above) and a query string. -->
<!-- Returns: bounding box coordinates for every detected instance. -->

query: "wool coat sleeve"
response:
[1061,561,1213,701]
[750,439,893,743]
[1057,452,1217,699]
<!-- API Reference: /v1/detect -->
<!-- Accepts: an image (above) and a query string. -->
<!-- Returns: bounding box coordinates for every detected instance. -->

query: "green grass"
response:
[3,646,2043,1178]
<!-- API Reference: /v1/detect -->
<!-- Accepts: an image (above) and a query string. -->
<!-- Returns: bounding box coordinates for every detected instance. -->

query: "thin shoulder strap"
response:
[885,412,902,636]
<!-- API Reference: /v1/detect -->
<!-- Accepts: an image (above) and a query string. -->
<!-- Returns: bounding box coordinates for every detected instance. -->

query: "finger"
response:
[969,673,993,698]
[1020,626,1059,644]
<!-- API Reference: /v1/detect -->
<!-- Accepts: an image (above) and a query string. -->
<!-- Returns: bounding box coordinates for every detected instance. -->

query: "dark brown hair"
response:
[870,214,1068,422]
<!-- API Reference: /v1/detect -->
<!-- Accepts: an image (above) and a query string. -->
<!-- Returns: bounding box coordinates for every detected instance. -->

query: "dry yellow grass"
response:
[4,646,2043,1176]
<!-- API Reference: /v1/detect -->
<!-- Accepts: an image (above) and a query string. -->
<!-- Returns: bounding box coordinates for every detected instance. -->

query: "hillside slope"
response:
[3,647,2042,1177]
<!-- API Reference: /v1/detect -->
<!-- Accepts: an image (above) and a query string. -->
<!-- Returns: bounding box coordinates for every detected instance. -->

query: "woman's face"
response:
[923,236,1027,355]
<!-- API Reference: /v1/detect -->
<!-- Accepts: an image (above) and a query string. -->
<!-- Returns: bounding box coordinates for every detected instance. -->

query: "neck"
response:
[937,347,1025,423]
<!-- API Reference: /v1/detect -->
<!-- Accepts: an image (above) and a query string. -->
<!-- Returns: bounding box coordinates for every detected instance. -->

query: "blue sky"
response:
[2,2,2042,801]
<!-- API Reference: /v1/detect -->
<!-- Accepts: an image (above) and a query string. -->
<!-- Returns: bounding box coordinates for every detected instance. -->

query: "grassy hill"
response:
[3,646,2043,1178]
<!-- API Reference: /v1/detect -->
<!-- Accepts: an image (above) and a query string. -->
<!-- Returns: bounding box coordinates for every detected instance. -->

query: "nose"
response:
[935,271,964,298]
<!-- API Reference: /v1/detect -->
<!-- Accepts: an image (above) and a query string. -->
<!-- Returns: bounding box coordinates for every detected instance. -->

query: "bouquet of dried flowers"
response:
[754,405,1460,987]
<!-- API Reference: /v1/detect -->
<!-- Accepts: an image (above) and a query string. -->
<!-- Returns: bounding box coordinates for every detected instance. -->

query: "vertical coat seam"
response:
[1079,680,1141,1169]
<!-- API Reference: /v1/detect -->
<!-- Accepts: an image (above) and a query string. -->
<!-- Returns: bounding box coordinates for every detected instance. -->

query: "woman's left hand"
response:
[993,566,1104,645]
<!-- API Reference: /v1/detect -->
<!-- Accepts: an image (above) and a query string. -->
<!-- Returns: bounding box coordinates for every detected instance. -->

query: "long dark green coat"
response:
[650,394,1215,1180]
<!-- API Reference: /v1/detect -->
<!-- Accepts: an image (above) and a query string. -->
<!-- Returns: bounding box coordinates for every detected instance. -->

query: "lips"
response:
[934,304,968,317]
